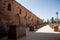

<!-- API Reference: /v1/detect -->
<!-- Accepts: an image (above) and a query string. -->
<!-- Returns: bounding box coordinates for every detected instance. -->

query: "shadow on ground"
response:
[19,29,60,40]
[0,28,60,40]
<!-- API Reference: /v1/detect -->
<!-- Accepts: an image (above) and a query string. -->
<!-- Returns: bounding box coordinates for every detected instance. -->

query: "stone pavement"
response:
[19,25,60,40]
[0,25,60,40]
[36,25,58,33]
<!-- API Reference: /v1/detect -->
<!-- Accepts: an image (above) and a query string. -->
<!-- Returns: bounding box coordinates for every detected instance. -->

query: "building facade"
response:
[0,0,42,39]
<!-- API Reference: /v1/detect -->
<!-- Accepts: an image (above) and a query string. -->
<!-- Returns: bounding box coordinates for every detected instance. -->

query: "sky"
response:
[16,0,60,21]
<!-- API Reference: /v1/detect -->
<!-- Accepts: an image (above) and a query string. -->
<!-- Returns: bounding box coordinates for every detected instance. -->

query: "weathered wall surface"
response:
[0,0,43,39]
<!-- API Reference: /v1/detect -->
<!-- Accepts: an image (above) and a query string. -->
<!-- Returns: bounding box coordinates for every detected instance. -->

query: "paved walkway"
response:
[0,25,60,40]
[36,25,59,33]
[19,25,60,40]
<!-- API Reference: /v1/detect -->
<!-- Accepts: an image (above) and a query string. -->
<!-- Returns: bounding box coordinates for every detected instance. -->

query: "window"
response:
[8,3,11,11]
[20,9,21,14]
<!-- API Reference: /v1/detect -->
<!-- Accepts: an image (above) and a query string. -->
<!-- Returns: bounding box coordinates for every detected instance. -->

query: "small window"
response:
[8,3,11,11]
[20,9,21,14]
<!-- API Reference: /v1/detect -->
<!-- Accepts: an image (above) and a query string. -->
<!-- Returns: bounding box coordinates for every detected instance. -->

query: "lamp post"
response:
[53,12,59,32]
[56,12,58,26]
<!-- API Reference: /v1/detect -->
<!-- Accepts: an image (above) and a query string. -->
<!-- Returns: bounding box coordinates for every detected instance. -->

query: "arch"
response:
[8,3,11,11]
[20,9,21,14]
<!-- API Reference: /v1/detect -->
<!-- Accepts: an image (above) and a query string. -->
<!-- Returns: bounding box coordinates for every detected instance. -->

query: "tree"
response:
[51,17,54,23]
[54,18,57,23]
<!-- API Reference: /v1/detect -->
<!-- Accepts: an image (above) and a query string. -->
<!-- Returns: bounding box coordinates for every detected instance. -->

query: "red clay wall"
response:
[0,0,43,39]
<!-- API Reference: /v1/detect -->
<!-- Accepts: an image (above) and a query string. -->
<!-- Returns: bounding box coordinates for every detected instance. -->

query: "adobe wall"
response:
[0,0,43,39]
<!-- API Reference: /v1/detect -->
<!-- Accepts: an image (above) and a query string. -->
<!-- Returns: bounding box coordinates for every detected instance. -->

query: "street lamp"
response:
[56,12,58,26]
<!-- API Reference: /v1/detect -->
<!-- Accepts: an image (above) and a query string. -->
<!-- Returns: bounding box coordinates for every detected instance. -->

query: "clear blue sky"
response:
[16,0,60,21]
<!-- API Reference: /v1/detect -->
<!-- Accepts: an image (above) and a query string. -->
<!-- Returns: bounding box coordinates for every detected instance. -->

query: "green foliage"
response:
[51,17,55,23]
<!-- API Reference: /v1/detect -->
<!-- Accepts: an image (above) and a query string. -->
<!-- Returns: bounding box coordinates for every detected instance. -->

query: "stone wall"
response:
[0,0,43,39]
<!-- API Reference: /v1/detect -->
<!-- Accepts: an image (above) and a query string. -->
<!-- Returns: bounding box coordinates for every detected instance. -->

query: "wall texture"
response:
[0,0,43,39]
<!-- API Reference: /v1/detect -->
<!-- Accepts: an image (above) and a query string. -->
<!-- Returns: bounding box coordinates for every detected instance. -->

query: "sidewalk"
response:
[19,25,60,40]
[0,25,60,40]
[36,25,59,33]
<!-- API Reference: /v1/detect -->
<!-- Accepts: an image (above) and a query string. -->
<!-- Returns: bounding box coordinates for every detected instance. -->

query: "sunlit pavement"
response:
[0,25,60,40]
[19,25,60,40]
[36,25,59,33]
